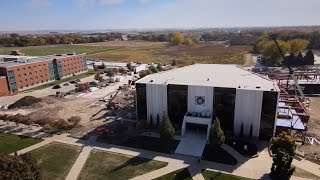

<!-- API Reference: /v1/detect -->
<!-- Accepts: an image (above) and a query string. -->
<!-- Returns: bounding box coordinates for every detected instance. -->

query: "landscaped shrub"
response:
[159,112,175,140]
[271,132,297,156]
[270,150,295,180]
[209,118,225,148]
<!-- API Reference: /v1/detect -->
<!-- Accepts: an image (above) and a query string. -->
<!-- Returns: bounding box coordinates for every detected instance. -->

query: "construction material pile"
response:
[9,96,42,109]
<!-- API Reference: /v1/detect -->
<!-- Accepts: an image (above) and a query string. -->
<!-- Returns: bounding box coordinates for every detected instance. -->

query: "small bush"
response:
[159,112,175,140]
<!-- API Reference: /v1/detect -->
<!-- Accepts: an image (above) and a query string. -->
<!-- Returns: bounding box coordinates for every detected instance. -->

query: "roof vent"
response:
[149,80,153,83]
[207,78,209,81]
[256,86,261,89]
[238,86,241,88]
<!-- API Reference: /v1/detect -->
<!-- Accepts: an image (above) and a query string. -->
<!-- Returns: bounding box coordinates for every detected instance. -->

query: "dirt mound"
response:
[9,96,42,109]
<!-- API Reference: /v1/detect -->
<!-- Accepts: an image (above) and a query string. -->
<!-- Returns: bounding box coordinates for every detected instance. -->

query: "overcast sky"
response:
[1,0,320,31]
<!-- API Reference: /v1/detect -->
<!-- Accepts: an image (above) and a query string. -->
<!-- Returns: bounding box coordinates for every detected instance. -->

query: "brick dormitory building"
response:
[0,53,88,96]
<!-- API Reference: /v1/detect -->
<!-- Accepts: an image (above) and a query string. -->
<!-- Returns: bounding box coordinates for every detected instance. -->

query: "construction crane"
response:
[270,34,305,101]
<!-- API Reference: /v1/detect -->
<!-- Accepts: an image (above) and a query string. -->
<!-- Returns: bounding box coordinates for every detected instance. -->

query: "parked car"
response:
[63,83,70,86]
[52,85,61,89]
[75,78,81,82]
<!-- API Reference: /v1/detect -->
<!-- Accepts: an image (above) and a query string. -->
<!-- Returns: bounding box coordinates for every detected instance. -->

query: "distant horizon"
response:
[1,0,320,32]
[1,25,320,34]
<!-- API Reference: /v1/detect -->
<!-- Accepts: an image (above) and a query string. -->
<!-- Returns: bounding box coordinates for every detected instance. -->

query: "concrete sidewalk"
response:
[66,146,92,180]
[7,131,320,180]
[13,139,52,155]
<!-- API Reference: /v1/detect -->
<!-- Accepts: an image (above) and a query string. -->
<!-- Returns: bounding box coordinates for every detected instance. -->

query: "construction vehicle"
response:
[271,35,305,101]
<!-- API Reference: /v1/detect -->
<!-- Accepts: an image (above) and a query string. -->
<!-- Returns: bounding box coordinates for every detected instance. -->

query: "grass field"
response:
[202,170,253,180]
[96,136,180,154]
[0,45,122,56]
[29,142,82,180]
[154,168,192,180]
[0,133,42,154]
[78,149,167,180]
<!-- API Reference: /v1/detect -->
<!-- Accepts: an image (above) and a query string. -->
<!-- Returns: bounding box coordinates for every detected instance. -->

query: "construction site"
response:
[254,65,320,164]
[0,71,137,139]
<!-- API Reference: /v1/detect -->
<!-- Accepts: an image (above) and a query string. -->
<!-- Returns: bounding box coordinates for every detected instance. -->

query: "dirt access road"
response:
[0,75,97,106]
[299,97,320,157]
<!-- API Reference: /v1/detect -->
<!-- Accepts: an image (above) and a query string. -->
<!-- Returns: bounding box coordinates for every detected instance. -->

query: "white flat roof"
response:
[136,64,277,91]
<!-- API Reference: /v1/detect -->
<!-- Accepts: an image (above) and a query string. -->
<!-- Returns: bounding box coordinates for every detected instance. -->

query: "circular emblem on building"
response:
[195,96,205,106]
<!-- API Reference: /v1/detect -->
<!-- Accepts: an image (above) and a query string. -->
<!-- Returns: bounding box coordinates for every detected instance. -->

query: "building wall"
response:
[56,54,86,78]
[167,84,188,128]
[136,83,147,127]
[0,77,10,96]
[146,83,167,126]
[0,54,87,95]
[214,87,236,132]
[234,89,264,137]
[136,82,278,139]
[187,85,214,116]
[259,91,278,140]
[6,61,51,90]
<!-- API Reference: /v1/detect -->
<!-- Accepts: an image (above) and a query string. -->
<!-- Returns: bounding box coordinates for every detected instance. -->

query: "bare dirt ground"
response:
[299,97,320,163]
[0,75,132,137]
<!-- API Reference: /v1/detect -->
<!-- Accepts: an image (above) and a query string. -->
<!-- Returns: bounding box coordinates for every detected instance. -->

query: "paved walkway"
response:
[4,130,320,180]
[188,164,205,180]
[66,146,93,180]
[175,133,207,157]
[13,139,52,155]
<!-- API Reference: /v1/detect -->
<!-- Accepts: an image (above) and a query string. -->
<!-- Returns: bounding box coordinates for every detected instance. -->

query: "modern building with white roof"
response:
[136,64,280,140]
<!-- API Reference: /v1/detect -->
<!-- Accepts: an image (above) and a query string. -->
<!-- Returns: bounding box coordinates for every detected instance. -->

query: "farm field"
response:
[0,45,122,56]
[1,42,252,66]
[88,42,252,66]
[78,149,167,180]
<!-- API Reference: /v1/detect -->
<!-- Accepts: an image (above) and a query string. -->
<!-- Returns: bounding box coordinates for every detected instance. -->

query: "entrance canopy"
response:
[182,112,212,140]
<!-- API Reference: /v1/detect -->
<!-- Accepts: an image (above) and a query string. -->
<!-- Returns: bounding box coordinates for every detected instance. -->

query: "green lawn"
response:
[96,135,180,154]
[0,45,123,56]
[78,149,167,180]
[202,145,237,165]
[21,70,97,92]
[153,168,192,180]
[29,142,82,180]
[202,170,253,180]
[0,133,42,154]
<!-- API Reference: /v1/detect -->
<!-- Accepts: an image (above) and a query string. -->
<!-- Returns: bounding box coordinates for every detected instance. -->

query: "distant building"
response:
[121,35,128,41]
[136,64,279,140]
[0,53,88,96]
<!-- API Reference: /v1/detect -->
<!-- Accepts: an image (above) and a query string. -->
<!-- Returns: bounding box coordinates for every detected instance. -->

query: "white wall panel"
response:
[234,89,263,137]
[187,85,214,115]
[146,84,167,124]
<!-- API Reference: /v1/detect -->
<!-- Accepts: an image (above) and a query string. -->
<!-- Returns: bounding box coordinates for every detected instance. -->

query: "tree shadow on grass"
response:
[111,156,152,173]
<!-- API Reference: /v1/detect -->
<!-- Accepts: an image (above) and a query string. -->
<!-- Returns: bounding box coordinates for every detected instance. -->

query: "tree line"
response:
[253,35,315,66]
[2,28,320,49]
[0,33,122,47]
